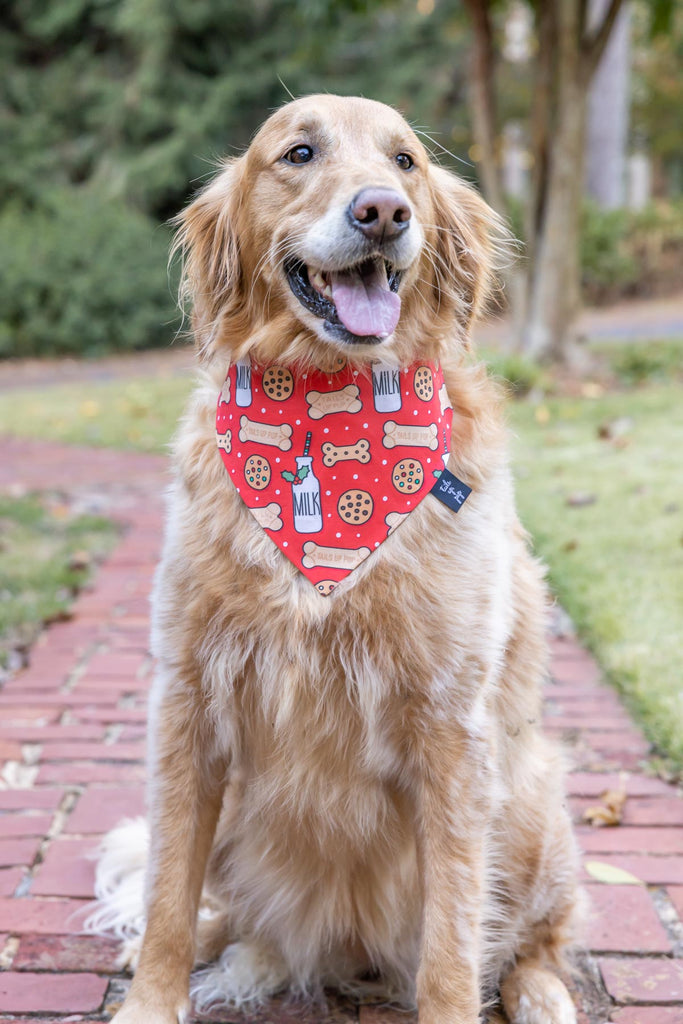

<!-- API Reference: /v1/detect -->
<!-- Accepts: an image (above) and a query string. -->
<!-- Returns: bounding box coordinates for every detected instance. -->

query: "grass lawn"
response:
[0,493,118,671]
[508,383,683,770]
[0,345,681,769]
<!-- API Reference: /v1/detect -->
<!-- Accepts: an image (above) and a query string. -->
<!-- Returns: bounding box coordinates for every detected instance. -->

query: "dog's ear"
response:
[427,164,504,340]
[172,158,245,359]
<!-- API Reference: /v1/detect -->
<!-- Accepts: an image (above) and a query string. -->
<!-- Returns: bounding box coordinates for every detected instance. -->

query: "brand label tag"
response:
[430,468,472,513]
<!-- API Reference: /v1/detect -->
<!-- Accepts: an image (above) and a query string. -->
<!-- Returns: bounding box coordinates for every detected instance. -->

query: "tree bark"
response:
[462,0,506,215]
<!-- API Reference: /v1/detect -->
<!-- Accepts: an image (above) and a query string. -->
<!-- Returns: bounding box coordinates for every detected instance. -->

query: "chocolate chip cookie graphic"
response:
[244,454,271,490]
[337,489,374,524]
[391,459,423,494]
[414,365,434,402]
[262,366,294,401]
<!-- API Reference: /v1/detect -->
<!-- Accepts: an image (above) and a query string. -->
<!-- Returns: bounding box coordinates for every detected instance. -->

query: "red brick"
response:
[0,867,25,896]
[30,838,96,897]
[0,971,106,1012]
[543,712,632,731]
[0,705,60,723]
[611,1010,683,1024]
[0,724,104,742]
[550,656,601,685]
[578,826,683,855]
[74,707,148,724]
[0,739,22,760]
[13,932,120,972]
[582,855,683,885]
[39,741,145,762]
[0,813,53,838]
[0,897,89,934]
[579,731,651,754]
[37,761,145,785]
[600,956,683,1003]
[586,885,672,953]
[0,790,64,811]
[85,652,148,678]
[0,838,39,868]
[567,773,676,798]
[65,786,145,834]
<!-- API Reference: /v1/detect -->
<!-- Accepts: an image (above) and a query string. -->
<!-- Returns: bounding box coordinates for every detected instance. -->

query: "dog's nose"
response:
[348,188,411,242]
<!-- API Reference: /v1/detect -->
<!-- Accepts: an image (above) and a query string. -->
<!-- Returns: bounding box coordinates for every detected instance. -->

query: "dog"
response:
[93,94,581,1024]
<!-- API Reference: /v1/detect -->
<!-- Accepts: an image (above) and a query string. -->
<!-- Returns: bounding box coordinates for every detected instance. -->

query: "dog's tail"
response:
[84,817,149,967]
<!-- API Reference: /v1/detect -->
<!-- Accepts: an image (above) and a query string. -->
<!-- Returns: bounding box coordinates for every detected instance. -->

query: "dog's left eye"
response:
[284,145,314,165]
[395,153,414,170]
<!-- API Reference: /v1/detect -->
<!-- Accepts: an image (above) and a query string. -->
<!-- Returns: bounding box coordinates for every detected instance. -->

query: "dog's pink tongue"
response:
[330,262,400,338]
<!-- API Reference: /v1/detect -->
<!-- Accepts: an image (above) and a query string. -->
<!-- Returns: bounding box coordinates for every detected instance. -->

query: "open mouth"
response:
[285,257,403,345]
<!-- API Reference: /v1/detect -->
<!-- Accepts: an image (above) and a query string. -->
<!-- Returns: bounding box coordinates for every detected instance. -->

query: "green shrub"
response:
[0,189,178,358]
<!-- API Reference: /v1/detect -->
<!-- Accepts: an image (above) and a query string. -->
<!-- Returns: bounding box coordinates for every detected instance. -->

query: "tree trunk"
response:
[519,0,588,361]
[462,0,506,215]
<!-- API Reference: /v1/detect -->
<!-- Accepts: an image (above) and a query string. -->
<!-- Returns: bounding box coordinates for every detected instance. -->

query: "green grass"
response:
[0,377,193,452]
[509,384,683,770]
[0,356,681,769]
[0,494,118,669]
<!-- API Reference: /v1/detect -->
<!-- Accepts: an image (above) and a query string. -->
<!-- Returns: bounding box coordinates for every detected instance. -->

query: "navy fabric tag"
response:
[430,468,472,513]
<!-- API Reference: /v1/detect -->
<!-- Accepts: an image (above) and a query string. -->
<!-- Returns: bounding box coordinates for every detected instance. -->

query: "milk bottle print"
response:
[291,432,322,533]
[235,357,252,407]
[371,361,402,413]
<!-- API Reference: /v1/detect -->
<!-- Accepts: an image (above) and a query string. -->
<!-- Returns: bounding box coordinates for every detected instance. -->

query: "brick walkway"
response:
[1,438,682,1023]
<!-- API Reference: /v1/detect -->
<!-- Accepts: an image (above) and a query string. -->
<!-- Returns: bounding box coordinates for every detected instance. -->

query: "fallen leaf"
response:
[583,787,627,827]
[582,381,605,398]
[584,860,643,885]
[566,492,597,508]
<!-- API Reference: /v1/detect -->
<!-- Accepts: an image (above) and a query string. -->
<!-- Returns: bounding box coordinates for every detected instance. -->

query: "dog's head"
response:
[175,95,501,366]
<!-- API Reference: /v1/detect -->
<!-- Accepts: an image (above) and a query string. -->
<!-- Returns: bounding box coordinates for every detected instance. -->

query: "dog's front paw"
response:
[109,993,190,1024]
[500,963,576,1024]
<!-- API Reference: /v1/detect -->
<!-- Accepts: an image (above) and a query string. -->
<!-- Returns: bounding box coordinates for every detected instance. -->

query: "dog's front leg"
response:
[414,724,490,1024]
[112,678,227,1024]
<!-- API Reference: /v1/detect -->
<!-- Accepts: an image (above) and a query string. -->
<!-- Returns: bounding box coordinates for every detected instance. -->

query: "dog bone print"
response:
[219,380,231,404]
[216,429,232,453]
[438,383,452,416]
[382,421,439,451]
[239,416,293,451]
[384,510,409,536]
[248,502,283,532]
[306,384,362,419]
[321,438,371,467]
[302,541,371,571]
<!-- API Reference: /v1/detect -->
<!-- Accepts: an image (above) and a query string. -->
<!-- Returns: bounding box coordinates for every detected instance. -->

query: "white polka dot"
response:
[382,496,388,502]
[275,489,281,495]
[336,532,341,539]
[261,407,266,413]
[374,541,380,547]
[363,423,368,429]
[296,419,301,425]
[323,427,330,434]
[353,474,358,480]
[332,475,336,480]
[237,453,242,458]
[325,490,331,496]
[427,458,431,464]
[413,410,418,416]
[275,457,280,463]
[283,541,288,547]
[357,532,361,538]
[327,513,332,518]
[374,478,379,483]
[345,425,349,430]
[382,459,387,466]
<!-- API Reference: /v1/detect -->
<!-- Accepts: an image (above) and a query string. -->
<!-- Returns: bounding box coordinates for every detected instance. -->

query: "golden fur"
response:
[103,95,581,1024]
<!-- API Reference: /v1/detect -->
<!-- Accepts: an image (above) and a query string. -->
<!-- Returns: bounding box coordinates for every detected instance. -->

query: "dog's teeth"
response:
[322,285,333,299]
[309,269,326,293]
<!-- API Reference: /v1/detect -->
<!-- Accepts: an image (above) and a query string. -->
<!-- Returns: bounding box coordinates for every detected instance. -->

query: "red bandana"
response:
[216,357,453,594]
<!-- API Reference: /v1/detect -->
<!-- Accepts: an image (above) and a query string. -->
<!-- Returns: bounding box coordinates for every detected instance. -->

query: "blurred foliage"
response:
[0,189,174,357]
[581,200,683,304]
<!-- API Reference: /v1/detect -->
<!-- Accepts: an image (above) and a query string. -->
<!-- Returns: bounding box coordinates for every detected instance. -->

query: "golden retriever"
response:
[95,94,581,1024]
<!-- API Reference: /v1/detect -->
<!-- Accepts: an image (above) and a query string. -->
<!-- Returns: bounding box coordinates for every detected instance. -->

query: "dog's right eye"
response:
[283,145,314,165]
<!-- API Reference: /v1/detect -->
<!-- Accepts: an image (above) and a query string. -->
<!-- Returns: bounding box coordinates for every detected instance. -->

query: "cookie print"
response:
[414,365,434,402]
[392,459,424,494]
[216,357,455,592]
[263,365,294,401]
[337,489,374,525]
[244,454,271,490]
